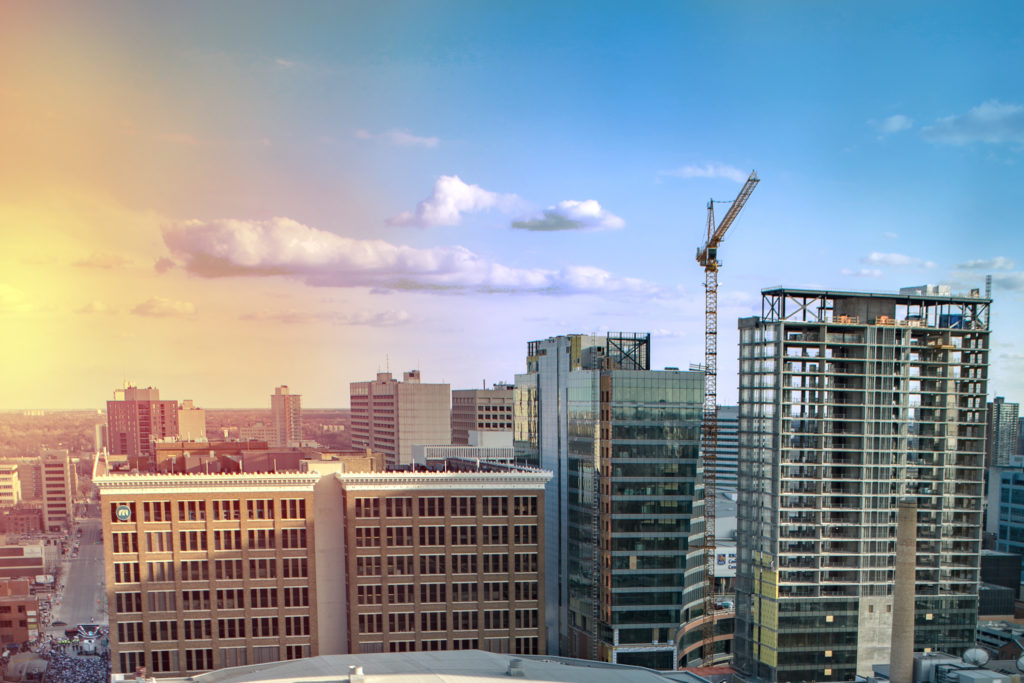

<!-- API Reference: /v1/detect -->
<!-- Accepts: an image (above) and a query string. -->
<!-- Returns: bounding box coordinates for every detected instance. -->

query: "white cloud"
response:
[389,175,521,228]
[955,257,1015,270]
[861,252,937,268]
[355,128,439,148]
[162,217,657,296]
[511,199,625,232]
[871,114,913,135]
[73,252,134,269]
[841,268,883,278]
[239,309,411,326]
[922,100,1024,145]
[883,232,899,240]
[77,301,116,314]
[659,163,747,183]
[131,297,196,317]
[992,273,1024,291]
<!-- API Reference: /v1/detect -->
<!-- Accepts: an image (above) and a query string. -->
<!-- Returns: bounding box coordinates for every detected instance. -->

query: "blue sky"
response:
[1,1,1022,408]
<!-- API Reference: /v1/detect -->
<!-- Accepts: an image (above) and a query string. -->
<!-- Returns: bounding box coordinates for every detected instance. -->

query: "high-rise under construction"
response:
[734,286,990,682]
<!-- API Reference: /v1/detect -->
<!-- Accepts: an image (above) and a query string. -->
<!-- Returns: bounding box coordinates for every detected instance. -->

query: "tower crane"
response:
[695,170,759,664]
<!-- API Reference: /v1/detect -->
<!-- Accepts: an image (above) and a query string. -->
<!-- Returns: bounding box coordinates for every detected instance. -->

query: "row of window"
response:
[115,587,309,612]
[119,644,305,676]
[357,636,539,655]
[118,615,310,643]
[354,496,538,518]
[357,609,534,634]
[355,553,537,577]
[110,498,307,524]
[353,525,538,548]
[353,581,538,609]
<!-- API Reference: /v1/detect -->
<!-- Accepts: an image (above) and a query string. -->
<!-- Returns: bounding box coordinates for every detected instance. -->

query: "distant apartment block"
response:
[240,422,274,443]
[0,579,39,644]
[451,385,514,446]
[412,444,514,469]
[271,386,302,447]
[177,400,207,442]
[0,465,22,509]
[735,287,990,682]
[41,450,74,532]
[338,468,550,656]
[988,397,1020,469]
[350,371,451,469]
[107,385,179,458]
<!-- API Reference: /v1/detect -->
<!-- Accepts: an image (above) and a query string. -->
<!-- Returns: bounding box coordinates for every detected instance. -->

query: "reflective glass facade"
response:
[565,369,704,669]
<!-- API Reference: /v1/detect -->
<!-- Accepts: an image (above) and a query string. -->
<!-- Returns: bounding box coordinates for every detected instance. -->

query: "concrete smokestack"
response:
[890,499,917,683]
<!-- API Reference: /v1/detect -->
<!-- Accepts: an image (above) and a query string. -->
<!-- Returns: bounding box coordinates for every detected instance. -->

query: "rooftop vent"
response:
[507,658,525,677]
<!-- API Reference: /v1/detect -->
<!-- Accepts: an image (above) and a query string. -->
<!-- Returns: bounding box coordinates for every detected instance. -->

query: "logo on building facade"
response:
[115,505,131,522]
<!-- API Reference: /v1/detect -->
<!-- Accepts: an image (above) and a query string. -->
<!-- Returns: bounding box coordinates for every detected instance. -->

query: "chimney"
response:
[889,499,917,683]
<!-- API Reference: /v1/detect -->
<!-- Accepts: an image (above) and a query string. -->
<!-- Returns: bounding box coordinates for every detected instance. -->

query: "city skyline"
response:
[2,2,1023,409]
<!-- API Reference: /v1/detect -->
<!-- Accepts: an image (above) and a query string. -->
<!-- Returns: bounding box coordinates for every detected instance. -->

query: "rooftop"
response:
[143,650,706,683]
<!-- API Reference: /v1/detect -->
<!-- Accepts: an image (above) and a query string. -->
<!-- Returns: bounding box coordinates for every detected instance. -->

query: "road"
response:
[49,517,106,634]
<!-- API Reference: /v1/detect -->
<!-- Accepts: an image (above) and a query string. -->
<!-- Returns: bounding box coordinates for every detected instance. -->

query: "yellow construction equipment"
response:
[695,170,758,664]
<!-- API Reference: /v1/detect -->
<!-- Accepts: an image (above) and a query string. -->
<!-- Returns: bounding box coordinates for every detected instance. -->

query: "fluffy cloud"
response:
[922,100,1024,145]
[511,199,625,232]
[871,114,913,135]
[840,268,883,278]
[389,175,520,227]
[239,309,411,326]
[955,257,1015,270]
[355,128,439,148]
[861,252,937,268]
[131,297,196,317]
[162,217,657,296]
[883,232,899,240]
[659,163,747,183]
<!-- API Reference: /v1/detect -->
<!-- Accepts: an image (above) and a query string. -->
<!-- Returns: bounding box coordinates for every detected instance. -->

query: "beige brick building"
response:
[97,470,320,677]
[337,469,549,656]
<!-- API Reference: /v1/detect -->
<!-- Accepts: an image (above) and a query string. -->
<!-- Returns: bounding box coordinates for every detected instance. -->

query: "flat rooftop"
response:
[147,650,706,683]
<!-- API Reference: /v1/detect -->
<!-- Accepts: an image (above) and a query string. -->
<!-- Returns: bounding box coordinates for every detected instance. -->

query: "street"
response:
[49,517,106,634]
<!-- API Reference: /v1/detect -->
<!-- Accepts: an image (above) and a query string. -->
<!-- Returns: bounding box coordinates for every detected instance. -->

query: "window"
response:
[385,497,411,517]
[358,585,383,605]
[179,530,208,552]
[184,619,211,639]
[483,554,509,573]
[281,528,306,549]
[420,611,447,631]
[451,526,478,545]
[355,527,380,547]
[249,558,276,579]
[356,556,382,576]
[111,532,138,553]
[177,500,207,522]
[148,591,176,612]
[419,583,446,603]
[250,588,278,608]
[355,498,381,518]
[418,497,445,517]
[452,496,477,516]
[514,581,538,601]
[146,531,172,553]
[453,610,479,630]
[284,615,309,636]
[282,557,307,578]
[113,562,140,584]
[150,650,178,673]
[216,589,244,609]
[251,616,279,637]
[387,556,414,576]
[218,617,246,639]
[247,499,275,520]
[181,590,211,611]
[248,528,276,550]
[513,525,538,545]
[117,622,144,642]
[281,498,306,519]
[452,554,478,574]
[419,555,446,575]
[147,561,175,582]
[483,525,508,545]
[115,592,142,613]
[419,526,446,546]
[213,500,240,520]
[283,586,309,607]
[149,620,178,641]
[483,497,508,516]
[386,527,412,547]
[215,559,243,580]
[181,560,209,581]
[514,553,538,573]
[358,613,383,634]
[215,529,242,550]
[185,649,214,672]
[484,609,509,629]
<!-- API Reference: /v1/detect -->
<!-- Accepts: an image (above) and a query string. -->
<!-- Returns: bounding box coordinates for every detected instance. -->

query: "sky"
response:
[1,1,1023,410]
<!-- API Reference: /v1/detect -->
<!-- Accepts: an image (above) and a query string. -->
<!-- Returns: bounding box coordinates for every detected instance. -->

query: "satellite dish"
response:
[1016,654,1024,673]
[963,648,989,666]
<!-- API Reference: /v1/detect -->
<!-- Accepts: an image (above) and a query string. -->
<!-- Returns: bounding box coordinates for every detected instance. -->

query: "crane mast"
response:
[695,170,758,664]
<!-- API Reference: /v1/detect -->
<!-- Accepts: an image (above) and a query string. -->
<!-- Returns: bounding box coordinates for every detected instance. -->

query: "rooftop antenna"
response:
[986,274,992,299]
